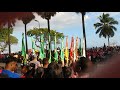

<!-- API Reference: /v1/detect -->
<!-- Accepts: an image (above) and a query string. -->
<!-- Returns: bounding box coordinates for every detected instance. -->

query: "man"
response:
[1,57,20,78]
[47,62,63,78]
[29,54,41,69]
[42,58,49,78]
[43,58,49,69]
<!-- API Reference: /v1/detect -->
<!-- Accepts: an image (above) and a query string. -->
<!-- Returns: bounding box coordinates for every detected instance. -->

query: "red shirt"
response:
[21,75,26,78]
[0,70,2,73]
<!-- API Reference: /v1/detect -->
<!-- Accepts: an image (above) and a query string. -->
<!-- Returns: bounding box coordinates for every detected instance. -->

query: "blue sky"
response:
[4,12,120,53]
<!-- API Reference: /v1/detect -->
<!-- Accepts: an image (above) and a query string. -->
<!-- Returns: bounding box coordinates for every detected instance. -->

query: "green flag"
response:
[60,37,64,61]
[41,34,45,58]
[48,33,51,63]
[54,33,58,62]
[39,34,45,60]
[21,33,26,65]
[31,36,36,55]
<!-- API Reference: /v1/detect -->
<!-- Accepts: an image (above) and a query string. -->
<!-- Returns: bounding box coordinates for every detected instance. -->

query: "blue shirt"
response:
[2,70,20,78]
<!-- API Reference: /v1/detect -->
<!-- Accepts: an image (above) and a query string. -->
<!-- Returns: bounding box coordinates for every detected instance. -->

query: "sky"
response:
[3,12,120,53]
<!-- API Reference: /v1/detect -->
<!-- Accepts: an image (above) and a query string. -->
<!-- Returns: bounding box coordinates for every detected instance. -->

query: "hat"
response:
[35,50,39,52]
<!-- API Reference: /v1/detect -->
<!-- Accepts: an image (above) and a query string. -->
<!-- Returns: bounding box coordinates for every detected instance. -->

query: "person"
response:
[43,58,49,69]
[21,63,36,78]
[73,57,93,78]
[46,62,63,78]
[69,62,78,78]
[1,57,20,78]
[26,63,36,78]
[13,62,18,73]
[62,66,73,78]
[42,58,49,78]
[21,65,30,78]
[29,54,41,69]
[34,67,44,78]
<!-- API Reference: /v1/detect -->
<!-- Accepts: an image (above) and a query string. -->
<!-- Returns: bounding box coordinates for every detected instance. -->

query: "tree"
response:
[0,12,20,54]
[0,12,37,54]
[36,12,57,50]
[94,13,118,46]
[19,12,35,54]
[76,12,87,57]
[0,28,18,52]
[27,28,64,48]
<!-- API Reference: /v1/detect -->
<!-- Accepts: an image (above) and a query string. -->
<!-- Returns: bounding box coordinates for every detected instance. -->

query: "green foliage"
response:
[9,35,18,44]
[0,28,18,52]
[0,27,13,37]
[94,13,118,38]
[27,28,64,47]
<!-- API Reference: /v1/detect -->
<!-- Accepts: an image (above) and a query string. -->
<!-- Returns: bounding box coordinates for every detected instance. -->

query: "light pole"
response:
[35,20,40,29]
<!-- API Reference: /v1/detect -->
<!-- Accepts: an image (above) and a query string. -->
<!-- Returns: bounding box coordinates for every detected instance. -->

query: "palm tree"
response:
[36,12,57,50]
[0,12,36,54]
[19,12,35,54]
[94,13,118,46]
[0,12,19,54]
[76,12,87,57]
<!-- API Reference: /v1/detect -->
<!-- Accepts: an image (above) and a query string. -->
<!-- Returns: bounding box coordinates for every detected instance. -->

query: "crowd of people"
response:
[0,54,94,78]
[86,46,120,63]
[0,45,120,78]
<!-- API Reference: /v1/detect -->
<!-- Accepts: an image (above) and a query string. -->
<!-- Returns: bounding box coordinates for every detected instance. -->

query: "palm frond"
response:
[95,26,103,34]
[109,20,118,25]
[94,23,103,29]
[110,26,117,31]
[99,31,102,38]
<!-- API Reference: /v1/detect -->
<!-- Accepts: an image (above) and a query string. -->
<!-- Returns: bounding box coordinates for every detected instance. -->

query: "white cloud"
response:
[50,12,81,30]
[14,12,84,31]
[11,12,120,53]
[13,12,120,32]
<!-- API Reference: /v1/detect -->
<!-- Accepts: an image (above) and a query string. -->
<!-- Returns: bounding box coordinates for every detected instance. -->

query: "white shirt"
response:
[29,60,41,69]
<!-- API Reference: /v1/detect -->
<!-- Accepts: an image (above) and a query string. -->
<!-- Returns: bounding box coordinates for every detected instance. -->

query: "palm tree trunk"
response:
[108,36,110,47]
[8,26,11,55]
[81,12,87,57]
[47,19,51,51]
[47,19,50,33]
[25,24,28,54]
